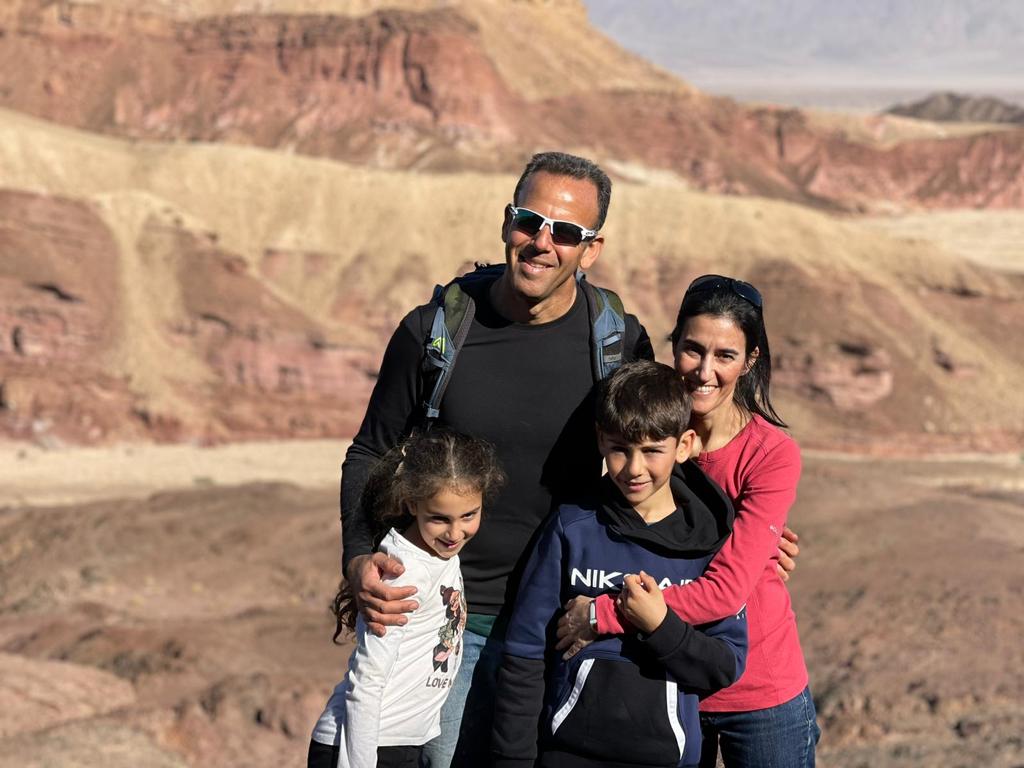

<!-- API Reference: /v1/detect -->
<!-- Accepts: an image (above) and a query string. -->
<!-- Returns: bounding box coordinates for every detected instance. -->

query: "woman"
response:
[557,274,819,767]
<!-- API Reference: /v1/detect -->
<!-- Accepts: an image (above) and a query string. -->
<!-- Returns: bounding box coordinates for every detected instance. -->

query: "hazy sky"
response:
[583,0,1024,107]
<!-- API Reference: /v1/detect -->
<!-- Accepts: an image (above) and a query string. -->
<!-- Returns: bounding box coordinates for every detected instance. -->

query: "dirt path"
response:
[0,440,350,507]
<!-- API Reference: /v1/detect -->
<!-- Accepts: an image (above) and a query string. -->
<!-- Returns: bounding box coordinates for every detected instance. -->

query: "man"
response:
[339,152,654,767]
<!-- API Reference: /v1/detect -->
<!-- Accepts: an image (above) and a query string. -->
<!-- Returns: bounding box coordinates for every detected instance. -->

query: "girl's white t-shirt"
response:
[311,528,467,768]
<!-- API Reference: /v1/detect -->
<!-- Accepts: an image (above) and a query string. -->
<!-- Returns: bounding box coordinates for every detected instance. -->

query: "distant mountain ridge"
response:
[886,92,1024,124]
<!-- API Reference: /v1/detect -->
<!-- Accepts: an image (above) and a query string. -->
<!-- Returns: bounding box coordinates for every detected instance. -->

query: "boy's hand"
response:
[776,526,800,582]
[617,571,667,635]
[346,552,419,637]
[556,596,597,660]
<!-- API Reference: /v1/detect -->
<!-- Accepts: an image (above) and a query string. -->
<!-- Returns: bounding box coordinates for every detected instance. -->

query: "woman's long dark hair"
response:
[331,428,504,642]
[670,279,787,428]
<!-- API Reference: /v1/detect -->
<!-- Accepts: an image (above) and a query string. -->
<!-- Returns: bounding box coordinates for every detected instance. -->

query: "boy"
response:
[491,360,747,768]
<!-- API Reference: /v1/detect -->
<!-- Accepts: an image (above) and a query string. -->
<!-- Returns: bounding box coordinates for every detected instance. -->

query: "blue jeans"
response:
[698,686,821,768]
[420,629,504,768]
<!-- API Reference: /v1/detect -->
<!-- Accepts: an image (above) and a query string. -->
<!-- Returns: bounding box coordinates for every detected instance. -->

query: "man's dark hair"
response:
[512,151,612,231]
[595,360,691,443]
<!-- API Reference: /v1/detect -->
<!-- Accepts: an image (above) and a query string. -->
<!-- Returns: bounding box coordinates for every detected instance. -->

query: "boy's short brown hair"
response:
[595,360,692,442]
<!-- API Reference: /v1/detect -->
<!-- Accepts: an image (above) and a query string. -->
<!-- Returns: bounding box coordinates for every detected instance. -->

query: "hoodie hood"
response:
[597,460,734,558]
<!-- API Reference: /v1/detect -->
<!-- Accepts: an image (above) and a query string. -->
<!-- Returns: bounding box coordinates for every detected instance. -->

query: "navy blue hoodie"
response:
[492,462,748,768]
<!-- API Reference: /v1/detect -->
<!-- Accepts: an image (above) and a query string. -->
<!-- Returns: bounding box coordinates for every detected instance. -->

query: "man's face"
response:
[501,171,604,309]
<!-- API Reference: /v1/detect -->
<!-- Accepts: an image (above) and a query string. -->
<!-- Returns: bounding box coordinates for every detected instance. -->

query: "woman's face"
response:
[673,313,753,419]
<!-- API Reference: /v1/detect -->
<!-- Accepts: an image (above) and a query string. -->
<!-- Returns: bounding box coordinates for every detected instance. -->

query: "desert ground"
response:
[0,441,1021,768]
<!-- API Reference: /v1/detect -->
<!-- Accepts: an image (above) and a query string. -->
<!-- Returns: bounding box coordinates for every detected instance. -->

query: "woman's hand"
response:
[617,571,668,635]
[555,595,597,660]
[776,526,800,582]
[346,552,419,636]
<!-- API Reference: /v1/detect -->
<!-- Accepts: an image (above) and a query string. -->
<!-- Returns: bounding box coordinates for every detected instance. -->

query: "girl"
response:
[308,429,504,768]
[560,274,820,767]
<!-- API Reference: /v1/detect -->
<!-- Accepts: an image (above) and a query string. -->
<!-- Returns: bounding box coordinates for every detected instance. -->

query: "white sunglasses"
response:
[508,205,598,246]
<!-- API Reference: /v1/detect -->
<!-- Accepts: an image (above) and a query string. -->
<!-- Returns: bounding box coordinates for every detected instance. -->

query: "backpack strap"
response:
[579,276,626,381]
[421,266,627,424]
[421,263,504,422]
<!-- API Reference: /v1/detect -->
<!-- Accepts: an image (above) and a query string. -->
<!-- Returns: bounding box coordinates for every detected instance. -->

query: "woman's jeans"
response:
[698,686,821,768]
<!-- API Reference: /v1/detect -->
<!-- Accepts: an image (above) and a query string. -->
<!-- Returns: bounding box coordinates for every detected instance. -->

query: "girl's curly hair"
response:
[331,428,504,641]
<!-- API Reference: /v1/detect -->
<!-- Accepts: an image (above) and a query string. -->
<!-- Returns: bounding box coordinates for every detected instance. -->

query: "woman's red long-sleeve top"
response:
[595,414,809,711]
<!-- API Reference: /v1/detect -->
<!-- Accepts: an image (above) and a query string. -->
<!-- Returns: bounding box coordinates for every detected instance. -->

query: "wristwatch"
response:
[588,600,598,631]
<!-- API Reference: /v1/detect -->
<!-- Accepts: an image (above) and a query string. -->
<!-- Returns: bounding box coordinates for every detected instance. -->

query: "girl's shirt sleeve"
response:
[596,437,801,632]
[342,559,424,768]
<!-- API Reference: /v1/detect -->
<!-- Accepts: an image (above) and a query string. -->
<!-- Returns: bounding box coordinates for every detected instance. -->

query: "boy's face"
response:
[597,429,695,514]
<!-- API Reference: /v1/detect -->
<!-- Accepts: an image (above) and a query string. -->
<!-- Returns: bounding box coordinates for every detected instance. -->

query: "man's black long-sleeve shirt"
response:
[341,280,653,615]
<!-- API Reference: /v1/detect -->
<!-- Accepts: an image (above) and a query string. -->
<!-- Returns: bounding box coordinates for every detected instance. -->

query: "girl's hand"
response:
[617,571,667,635]
[556,595,597,660]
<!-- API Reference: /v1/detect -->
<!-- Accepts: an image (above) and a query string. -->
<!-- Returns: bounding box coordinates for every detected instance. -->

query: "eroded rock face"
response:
[0,190,139,444]
[0,653,136,738]
[0,3,526,169]
[163,231,377,440]
[776,342,894,410]
[0,191,375,444]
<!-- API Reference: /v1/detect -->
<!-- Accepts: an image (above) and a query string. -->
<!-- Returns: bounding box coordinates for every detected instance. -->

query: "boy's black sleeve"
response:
[491,512,566,767]
[340,310,425,573]
[491,655,547,768]
[640,606,748,696]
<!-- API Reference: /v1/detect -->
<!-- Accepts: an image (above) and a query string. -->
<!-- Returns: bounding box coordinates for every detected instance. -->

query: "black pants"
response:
[308,740,422,768]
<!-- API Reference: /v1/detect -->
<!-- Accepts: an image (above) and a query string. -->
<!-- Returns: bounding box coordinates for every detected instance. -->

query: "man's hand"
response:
[617,571,667,635]
[556,595,597,660]
[346,552,419,637]
[776,526,800,582]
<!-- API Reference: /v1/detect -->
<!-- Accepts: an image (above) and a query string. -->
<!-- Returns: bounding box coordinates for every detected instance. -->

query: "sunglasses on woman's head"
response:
[507,204,598,247]
[685,274,763,309]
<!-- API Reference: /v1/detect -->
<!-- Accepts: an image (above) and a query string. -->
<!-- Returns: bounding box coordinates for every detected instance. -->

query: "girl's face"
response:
[673,313,755,420]
[405,487,483,559]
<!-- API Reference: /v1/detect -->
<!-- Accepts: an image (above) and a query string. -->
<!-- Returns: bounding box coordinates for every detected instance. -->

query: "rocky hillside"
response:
[1,109,1022,450]
[1,0,1024,210]
[0,180,374,444]
[0,0,1022,450]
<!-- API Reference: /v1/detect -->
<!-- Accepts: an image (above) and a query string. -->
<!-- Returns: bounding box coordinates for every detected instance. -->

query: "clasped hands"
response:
[556,571,668,660]
[555,527,800,659]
